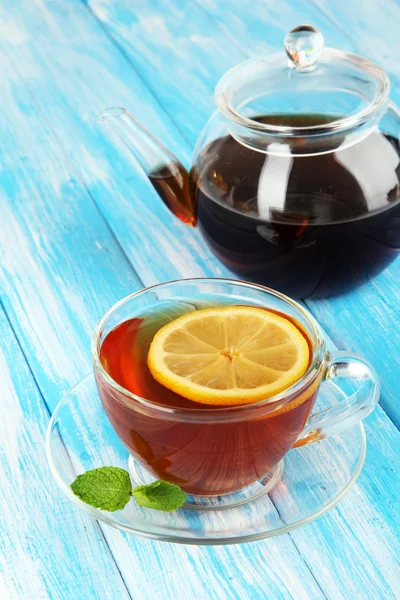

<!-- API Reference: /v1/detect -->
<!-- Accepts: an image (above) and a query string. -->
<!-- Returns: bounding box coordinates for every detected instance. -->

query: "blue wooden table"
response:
[1,1,399,598]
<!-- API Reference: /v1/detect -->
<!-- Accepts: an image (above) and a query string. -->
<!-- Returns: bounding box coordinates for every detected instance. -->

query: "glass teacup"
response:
[92,279,379,497]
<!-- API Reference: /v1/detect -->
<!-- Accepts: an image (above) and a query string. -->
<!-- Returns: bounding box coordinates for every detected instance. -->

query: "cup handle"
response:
[293,351,380,448]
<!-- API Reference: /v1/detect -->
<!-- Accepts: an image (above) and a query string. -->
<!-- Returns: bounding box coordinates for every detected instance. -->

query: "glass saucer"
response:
[46,374,366,545]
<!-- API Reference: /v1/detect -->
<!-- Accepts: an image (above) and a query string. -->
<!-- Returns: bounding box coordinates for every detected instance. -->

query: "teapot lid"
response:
[215,26,390,154]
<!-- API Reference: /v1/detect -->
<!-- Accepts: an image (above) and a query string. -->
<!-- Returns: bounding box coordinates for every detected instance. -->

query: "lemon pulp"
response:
[147,306,310,406]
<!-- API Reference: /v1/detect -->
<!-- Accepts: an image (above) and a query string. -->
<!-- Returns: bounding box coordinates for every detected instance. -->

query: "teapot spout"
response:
[99,107,196,226]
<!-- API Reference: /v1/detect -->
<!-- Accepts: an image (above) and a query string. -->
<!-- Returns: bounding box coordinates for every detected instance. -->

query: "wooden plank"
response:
[0,305,132,600]
[289,338,400,599]
[84,0,245,144]
[313,0,400,92]
[83,0,353,149]
[0,3,328,599]
[0,52,143,403]
[0,0,233,287]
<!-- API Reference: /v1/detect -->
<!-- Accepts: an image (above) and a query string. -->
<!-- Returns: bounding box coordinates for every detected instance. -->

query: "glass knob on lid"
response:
[284,25,324,70]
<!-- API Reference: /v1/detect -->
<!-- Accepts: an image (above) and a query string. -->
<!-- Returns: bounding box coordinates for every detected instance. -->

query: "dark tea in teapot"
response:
[101,26,400,298]
[150,114,400,298]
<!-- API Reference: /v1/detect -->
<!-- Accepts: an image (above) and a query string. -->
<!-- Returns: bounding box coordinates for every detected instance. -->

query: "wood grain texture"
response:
[0,306,131,600]
[0,0,399,598]
[0,2,327,599]
[313,0,400,94]
[289,334,400,600]
[0,0,233,286]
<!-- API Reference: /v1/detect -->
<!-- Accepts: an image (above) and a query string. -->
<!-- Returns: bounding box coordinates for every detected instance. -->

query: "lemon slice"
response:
[147,306,310,406]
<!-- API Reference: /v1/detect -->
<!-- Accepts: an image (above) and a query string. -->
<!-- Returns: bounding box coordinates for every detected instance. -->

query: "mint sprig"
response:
[70,467,187,512]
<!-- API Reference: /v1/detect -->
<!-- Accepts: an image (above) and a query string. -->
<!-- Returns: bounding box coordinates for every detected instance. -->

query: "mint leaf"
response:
[132,480,187,512]
[71,467,132,512]
[70,467,187,513]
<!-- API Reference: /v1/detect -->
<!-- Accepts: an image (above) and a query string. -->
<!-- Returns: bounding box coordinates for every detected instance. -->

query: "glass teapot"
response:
[100,26,400,299]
